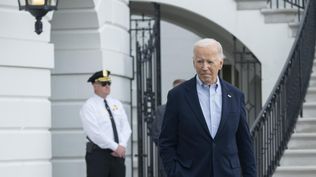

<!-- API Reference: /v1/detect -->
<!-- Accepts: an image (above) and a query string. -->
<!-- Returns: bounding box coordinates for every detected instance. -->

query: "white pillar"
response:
[0,1,54,177]
[50,0,132,177]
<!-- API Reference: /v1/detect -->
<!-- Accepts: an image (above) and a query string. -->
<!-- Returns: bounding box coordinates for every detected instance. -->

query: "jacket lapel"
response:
[184,77,212,139]
[214,79,233,140]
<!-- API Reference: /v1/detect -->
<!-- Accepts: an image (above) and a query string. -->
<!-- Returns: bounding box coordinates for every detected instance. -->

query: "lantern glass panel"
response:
[27,0,45,6]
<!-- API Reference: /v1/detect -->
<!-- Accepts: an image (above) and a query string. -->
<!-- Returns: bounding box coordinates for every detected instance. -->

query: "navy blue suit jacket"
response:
[159,77,256,177]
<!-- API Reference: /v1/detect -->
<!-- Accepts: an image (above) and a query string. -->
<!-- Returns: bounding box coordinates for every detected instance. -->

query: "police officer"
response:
[80,69,131,177]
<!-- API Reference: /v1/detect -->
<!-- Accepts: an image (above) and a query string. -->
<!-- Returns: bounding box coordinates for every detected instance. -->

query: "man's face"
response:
[193,46,223,85]
[93,81,111,98]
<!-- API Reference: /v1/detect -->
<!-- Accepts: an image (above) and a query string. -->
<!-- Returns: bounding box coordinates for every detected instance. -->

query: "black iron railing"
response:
[251,1,316,177]
[267,0,307,20]
[232,37,262,126]
[267,0,306,8]
[130,3,161,177]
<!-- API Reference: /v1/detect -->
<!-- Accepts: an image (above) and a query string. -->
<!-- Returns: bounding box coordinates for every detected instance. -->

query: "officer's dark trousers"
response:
[85,149,125,177]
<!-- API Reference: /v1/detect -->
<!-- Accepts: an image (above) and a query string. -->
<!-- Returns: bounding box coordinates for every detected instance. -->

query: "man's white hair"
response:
[193,38,225,60]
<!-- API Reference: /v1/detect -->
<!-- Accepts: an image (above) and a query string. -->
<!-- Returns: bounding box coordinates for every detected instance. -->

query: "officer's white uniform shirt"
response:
[80,94,132,151]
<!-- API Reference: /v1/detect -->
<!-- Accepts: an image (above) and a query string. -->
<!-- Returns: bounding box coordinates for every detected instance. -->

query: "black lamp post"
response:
[18,0,58,35]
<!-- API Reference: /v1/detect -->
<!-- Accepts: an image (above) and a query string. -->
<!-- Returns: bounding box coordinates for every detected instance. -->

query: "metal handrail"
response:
[267,0,307,20]
[267,0,305,8]
[251,0,316,177]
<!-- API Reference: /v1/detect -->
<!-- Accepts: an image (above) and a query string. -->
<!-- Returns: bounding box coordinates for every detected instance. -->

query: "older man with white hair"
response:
[159,38,256,177]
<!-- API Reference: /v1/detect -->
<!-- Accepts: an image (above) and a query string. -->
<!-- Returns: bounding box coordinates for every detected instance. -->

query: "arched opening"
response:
[130,2,262,116]
[130,2,262,177]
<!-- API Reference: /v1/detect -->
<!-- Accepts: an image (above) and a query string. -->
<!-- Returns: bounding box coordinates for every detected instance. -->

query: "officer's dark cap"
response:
[87,70,111,83]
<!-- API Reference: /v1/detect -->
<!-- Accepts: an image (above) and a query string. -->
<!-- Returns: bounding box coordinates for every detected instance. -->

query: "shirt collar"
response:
[93,93,107,101]
[196,75,220,91]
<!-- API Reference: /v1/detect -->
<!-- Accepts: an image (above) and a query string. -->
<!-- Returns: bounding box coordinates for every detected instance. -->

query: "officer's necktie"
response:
[104,99,119,143]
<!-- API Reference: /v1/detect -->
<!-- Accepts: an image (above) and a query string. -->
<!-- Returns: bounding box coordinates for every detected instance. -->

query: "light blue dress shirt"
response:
[196,75,222,138]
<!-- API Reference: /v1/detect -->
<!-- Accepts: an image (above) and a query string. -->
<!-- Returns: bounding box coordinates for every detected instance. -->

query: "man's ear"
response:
[219,60,224,70]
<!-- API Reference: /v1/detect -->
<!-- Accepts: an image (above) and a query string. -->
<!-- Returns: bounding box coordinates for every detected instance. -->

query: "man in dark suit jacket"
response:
[152,79,185,177]
[159,38,256,177]
[152,79,186,145]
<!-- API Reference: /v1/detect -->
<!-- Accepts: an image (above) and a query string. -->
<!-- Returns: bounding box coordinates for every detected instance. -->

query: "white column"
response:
[50,0,132,177]
[0,1,54,177]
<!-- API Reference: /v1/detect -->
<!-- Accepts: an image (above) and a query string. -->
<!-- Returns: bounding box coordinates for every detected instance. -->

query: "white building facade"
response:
[0,0,298,177]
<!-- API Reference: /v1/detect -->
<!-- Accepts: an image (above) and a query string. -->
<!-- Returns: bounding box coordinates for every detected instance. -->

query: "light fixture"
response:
[18,0,58,35]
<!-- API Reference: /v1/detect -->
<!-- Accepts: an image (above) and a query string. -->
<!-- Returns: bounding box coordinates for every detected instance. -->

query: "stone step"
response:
[273,166,316,177]
[235,0,267,10]
[261,8,299,23]
[295,118,316,133]
[302,102,316,117]
[308,74,316,86]
[280,149,316,166]
[288,133,316,149]
[305,87,316,101]
[312,66,316,74]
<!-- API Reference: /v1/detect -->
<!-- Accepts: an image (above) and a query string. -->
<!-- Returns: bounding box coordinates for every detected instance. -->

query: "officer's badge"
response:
[112,105,118,111]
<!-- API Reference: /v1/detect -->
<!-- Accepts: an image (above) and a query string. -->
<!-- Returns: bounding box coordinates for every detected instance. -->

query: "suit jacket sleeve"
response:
[151,105,165,145]
[159,91,178,176]
[237,94,257,177]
